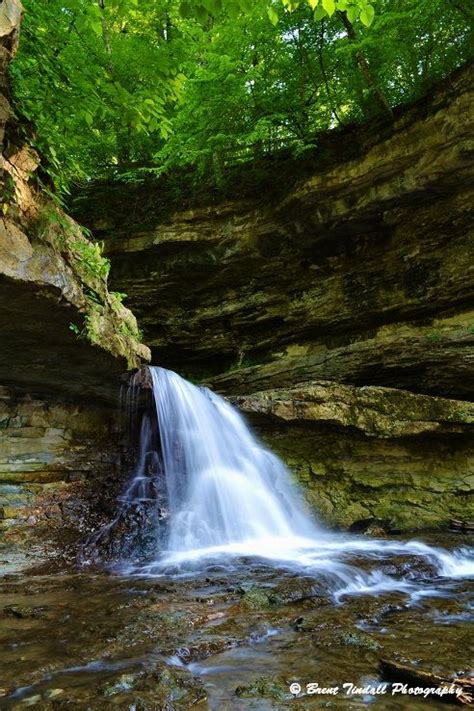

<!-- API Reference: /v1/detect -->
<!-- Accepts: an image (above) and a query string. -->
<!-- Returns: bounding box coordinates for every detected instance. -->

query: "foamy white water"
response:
[114,367,473,599]
[150,367,318,551]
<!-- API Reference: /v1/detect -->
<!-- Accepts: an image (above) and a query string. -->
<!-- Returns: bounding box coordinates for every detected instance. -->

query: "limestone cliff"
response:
[233,382,473,529]
[73,62,473,530]
[76,62,473,402]
[1,1,150,404]
[0,2,149,557]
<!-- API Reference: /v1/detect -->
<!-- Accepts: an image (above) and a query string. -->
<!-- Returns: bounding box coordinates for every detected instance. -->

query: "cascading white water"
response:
[116,367,473,598]
[150,366,318,551]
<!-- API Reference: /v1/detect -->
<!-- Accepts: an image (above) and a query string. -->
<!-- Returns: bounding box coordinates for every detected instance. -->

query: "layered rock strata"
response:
[74,63,474,530]
[233,382,474,529]
[0,2,149,559]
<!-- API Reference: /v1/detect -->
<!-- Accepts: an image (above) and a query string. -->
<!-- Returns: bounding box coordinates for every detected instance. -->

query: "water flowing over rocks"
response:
[0,0,472,550]
[0,7,472,709]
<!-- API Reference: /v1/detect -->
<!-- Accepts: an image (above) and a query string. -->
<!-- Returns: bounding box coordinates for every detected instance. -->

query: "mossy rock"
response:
[336,630,381,651]
[239,586,271,609]
[235,675,288,700]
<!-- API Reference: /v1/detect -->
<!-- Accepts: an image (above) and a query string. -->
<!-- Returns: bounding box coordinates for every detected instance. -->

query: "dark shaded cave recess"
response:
[82,368,169,566]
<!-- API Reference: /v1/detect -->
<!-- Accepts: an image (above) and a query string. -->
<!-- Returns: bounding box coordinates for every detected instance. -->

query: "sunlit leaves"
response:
[12,0,193,190]
[347,5,358,22]
[10,0,471,192]
[314,5,326,19]
[268,6,279,24]
[360,3,375,26]
[322,0,336,16]
[180,0,378,24]
[202,0,223,13]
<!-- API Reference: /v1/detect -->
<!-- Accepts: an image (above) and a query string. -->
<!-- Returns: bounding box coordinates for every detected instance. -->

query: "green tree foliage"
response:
[156,0,472,183]
[10,0,192,190]
[10,0,473,192]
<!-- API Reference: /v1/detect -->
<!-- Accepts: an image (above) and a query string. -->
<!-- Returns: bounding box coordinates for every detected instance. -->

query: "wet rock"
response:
[257,424,474,531]
[349,519,393,536]
[103,671,142,696]
[239,586,271,609]
[336,630,381,652]
[269,576,328,606]
[235,675,288,700]
[2,604,46,618]
[0,562,473,708]
[145,667,207,707]
[174,637,237,663]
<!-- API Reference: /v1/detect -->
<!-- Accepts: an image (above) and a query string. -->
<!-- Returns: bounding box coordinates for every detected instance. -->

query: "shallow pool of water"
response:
[0,533,472,709]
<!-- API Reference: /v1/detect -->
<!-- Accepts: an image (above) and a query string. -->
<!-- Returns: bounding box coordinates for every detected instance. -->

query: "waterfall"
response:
[90,366,473,598]
[150,366,318,552]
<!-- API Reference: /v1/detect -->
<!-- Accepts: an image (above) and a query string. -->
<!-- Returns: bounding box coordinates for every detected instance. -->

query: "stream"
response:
[0,539,473,709]
[1,368,472,708]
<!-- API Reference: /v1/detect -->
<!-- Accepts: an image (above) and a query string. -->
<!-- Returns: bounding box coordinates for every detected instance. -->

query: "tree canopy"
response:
[10,0,473,193]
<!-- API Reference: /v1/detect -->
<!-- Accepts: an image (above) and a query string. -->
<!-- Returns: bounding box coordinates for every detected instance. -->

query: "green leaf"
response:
[179,2,192,18]
[322,0,335,16]
[346,5,357,22]
[308,0,319,9]
[313,5,326,19]
[195,5,210,24]
[227,2,240,18]
[90,19,102,36]
[268,6,279,24]
[359,4,374,26]
[203,0,222,14]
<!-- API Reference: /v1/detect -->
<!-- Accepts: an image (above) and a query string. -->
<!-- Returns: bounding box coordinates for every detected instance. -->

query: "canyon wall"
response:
[1,0,472,539]
[0,1,149,562]
[0,386,124,571]
[75,63,474,530]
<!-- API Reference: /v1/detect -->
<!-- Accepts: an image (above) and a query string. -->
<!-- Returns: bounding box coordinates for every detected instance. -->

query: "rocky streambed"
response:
[0,533,472,710]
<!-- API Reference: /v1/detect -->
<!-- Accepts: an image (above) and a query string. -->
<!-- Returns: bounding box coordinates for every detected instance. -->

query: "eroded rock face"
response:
[0,3,150,560]
[260,423,473,530]
[79,63,473,401]
[0,1,150,404]
[232,382,474,529]
[231,381,474,439]
[0,385,126,570]
[71,64,474,531]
